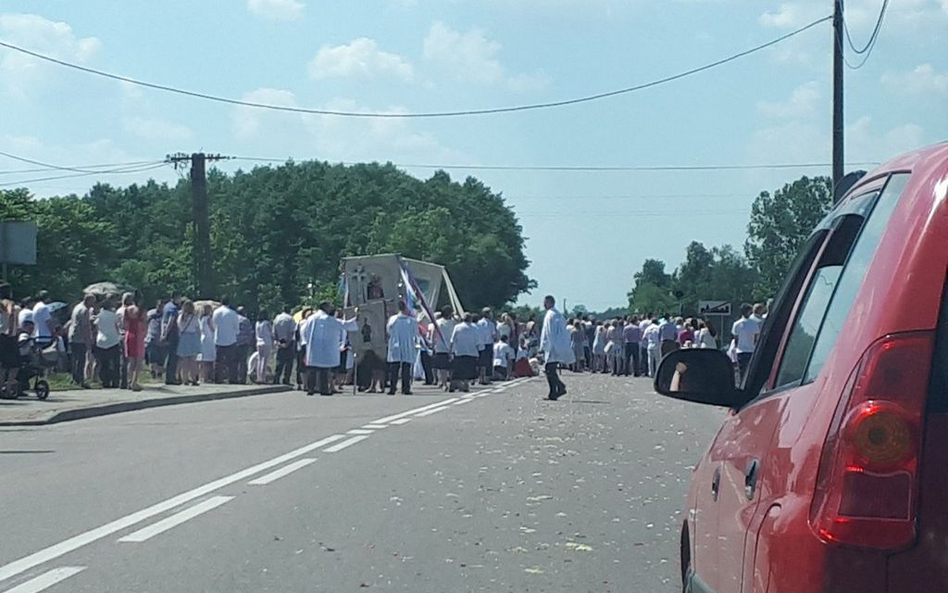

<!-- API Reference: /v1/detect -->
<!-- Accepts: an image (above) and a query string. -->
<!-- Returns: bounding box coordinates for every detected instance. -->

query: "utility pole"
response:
[167,152,230,297]
[832,0,845,201]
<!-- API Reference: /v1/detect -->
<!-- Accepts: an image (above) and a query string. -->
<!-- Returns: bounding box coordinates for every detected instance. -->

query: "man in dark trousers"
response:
[160,293,180,385]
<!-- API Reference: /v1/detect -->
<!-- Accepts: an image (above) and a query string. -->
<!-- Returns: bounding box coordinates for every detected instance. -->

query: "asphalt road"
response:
[0,373,723,593]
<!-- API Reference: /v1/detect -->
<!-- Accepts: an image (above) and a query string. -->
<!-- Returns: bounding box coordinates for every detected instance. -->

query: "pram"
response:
[3,337,51,400]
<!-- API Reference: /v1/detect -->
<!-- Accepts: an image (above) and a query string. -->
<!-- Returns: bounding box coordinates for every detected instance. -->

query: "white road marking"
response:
[372,399,459,424]
[248,458,317,486]
[362,424,387,430]
[118,496,234,543]
[390,418,412,425]
[324,435,370,452]
[415,406,450,417]
[346,429,374,435]
[0,433,347,584]
[451,399,474,406]
[4,567,85,593]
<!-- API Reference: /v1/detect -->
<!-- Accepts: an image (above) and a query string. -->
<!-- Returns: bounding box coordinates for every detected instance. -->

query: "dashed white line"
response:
[390,418,412,425]
[415,406,451,417]
[362,424,387,430]
[346,429,375,435]
[3,567,85,593]
[118,496,234,543]
[372,399,459,424]
[324,435,370,453]
[0,433,347,584]
[248,458,317,486]
[451,398,474,406]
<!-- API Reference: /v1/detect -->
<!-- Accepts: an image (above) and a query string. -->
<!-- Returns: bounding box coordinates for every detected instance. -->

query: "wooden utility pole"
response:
[167,152,229,297]
[832,0,845,201]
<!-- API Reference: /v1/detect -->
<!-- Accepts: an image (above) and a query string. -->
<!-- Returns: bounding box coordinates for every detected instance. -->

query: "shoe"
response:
[306,391,315,396]
[387,390,397,396]
[402,391,412,396]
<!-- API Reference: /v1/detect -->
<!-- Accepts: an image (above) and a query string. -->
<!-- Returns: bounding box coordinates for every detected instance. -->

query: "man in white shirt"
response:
[476,308,498,385]
[31,291,56,349]
[658,314,680,358]
[212,298,240,384]
[386,300,419,395]
[492,335,515,381]
[272,306,297,386]
[305,302,358,396]
[539,295,574,400]
[731,303,761,382]
[430,307,457,390]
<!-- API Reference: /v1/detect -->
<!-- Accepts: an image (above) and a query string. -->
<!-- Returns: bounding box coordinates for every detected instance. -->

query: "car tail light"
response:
[810,332,935,550]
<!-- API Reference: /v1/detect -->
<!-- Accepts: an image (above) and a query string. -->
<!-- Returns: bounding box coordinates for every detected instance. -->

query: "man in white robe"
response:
[386,300,419,395]
[539,295,574,400]
[305,302,357,396]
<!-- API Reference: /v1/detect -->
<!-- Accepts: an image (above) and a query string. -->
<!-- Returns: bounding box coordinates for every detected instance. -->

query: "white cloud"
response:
[246,0,305,21]
[422,21,549,91]
[309,38,414,81]
[757,81,821,118]
[0,13,101,97]
[759,2,826,28]
[232,88,299,140]
[122,116,193,142]
[229,90,463,164]
[881,63,948,95]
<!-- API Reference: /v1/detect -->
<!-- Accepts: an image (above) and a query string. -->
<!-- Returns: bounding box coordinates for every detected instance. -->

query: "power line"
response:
[840,0,888,69]
[0,162,168,188]
[0,151,158,175]
[234,156,878,172]
[0,16,831,119]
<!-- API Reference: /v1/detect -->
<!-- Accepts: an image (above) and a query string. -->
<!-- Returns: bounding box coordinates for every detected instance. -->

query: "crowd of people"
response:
[0,279,768,400]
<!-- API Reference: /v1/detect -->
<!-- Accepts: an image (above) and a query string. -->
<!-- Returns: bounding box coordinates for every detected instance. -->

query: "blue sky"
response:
[1,0,946,310]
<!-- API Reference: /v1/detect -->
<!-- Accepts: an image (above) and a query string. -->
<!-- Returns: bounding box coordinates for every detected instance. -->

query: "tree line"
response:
[627,175,835,317]
[0,161,534,312]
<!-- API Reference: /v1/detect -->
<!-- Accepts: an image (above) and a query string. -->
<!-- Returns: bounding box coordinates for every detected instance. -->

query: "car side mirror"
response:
[654,349,744,408]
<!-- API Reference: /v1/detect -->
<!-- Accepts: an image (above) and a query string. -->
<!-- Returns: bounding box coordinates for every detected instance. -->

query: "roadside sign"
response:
[0,221,37,265]
[698,300,731,316]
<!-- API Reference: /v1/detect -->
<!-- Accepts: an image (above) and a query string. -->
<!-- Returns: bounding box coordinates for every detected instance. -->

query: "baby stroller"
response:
[7,338,50,400]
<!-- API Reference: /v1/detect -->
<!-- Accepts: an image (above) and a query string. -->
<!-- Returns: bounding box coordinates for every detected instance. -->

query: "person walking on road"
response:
[386,300,418,395]
[644,319,661,378]
[623,316,642,377]
[658,314,679,358]
[732,303,761,382]
[92,299,122,389]
[68,294,95,388]
[160,294,181,385]
[429,307,456,390]
[123,296,146,392]
[272,306,296,386]
[235,307,253,384]
[31,290,56,349]
[255,310,273,384]
[539,295,573,401]
[476,308,497,386]
[176,299,201,386]
[145,300,165,379]
[198,304,216,383]
[304,302,357,396]
[449,313,479,393]
[116,292,133,389]
[212,298,240,384]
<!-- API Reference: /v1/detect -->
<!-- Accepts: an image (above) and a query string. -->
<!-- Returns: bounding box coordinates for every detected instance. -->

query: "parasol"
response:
[83,282,126,297]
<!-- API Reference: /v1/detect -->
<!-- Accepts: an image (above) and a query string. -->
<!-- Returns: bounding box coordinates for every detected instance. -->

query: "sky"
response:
[1,0,946,311]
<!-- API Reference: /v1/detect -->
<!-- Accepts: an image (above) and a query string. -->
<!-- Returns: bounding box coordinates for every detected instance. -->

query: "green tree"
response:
[745,176,832,298]
[628,259,677,314]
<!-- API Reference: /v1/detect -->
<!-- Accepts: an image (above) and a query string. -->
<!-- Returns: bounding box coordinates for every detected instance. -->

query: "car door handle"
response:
[711,466,721,502]
[745,459,760,500]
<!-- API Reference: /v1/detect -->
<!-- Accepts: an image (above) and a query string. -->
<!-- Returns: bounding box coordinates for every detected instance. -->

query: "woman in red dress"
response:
[123,294,147,392]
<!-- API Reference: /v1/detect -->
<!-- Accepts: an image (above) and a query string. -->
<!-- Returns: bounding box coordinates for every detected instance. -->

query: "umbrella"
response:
[193,300,220,312]
[83,282,126,297]
[47,301,68,314]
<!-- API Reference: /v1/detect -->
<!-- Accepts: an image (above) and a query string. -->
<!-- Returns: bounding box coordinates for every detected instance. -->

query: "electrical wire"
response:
[0,16,831,119]
[0,159,161,176]
[0,162,169,188]
[839,0,888,69]
[233,156,878,172]
[0,151,157,175]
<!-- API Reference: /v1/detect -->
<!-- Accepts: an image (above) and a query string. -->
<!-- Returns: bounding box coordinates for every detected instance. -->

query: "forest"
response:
[0,161,534,313]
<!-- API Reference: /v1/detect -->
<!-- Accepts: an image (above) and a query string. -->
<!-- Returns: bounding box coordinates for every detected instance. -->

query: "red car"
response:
[655,142,948,593]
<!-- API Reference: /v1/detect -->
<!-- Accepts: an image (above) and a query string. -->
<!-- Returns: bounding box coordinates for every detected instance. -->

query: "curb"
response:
[0,384,293,426]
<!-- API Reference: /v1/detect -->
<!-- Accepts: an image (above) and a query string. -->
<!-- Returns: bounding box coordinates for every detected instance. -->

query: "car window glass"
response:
[803,174,911,382]
[774,213,865,388]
